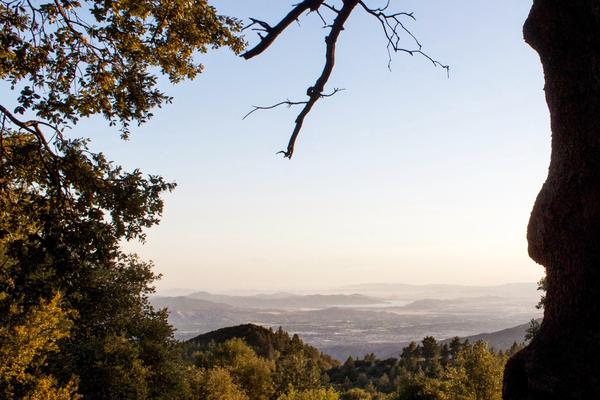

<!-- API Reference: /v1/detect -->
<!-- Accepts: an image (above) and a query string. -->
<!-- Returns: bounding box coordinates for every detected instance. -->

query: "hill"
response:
[150,296,258,338]
[456,319,540,350]
[184,324,338,369]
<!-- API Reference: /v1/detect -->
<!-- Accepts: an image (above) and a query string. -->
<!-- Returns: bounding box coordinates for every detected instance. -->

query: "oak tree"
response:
[1,0,244,398]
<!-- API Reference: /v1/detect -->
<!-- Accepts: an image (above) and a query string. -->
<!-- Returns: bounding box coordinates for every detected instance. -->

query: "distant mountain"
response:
[337,282,539,300]
[395,296,538,314]
[251,292,298,299]
[184,323,338,369]
[400,297,504,310]
[152,288,197,297]
[152,296,234,311]
[150,296,259,339]
[455,319,540,351]
[186,291,386,309]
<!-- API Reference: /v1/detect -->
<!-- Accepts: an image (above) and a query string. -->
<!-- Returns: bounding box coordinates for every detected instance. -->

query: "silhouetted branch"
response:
[358,1,449,73]
[241,0,326,60]
[243,88,344,120]
[243,0,448,159]
[277,0,358,158]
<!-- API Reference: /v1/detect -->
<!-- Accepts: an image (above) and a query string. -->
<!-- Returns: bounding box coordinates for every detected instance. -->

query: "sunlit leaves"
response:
[422,341,506,400]
[0,1,245,399]
[1,0,245,135]
[0,289,80,399]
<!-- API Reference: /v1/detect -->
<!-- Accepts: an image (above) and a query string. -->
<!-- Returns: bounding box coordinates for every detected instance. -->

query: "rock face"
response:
[503,1,600,398]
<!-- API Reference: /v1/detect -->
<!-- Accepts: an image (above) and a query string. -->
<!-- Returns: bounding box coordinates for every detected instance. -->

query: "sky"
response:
[21,1,551,292]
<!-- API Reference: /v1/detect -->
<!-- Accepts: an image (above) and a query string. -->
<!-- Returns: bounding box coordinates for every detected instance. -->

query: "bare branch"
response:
[278,1,358,158]
[314,9,328,26]
[242,88,344,120]
[241,0,326,60]
[242,0,448,159]
[358,0,448,74]
[321,3,340,14]
[243,100,308,121]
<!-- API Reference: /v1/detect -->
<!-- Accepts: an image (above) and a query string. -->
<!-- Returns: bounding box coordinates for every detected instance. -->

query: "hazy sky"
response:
[23,1,552,291]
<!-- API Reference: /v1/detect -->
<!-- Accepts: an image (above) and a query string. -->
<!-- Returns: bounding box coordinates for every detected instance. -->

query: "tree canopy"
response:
[1,0,244,398]
[1,0,244,139]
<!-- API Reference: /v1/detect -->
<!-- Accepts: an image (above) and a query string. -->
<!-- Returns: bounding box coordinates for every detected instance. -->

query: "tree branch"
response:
[358,1,448,73]
[0,104,64,192]
[278,0,358,158]
[241,0,326,60]
[242,88,344,120]
[242,0,448,159]
[0,104,61,159]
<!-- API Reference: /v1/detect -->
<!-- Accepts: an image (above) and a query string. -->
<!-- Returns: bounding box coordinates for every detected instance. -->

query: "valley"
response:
[152,282,543,359]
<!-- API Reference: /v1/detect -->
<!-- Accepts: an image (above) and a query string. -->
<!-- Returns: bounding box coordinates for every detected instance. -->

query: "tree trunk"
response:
[503,1,600,399]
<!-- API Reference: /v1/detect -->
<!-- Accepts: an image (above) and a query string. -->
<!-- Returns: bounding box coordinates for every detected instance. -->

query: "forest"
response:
[179,323,516,400]
[1,0,599,398]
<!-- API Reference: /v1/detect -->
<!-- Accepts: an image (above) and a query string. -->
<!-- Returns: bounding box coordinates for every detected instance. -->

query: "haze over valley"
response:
[152,282,542,360]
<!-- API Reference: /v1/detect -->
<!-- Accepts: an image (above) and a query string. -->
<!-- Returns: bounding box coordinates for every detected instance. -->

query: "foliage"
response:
[0,287,80,399]
[422,341,506,400]
[0,145,79,398]
[535,276,546,310]
[185,327,511,400]
[1,0,244,136]
[523,276,545,343]
[0,129,187,399]
[189,367,249,400]
[185,331,332,398]
[524,319,541,343]
[327,336,509,400]
[273,333,325,394]
[191,334,334,399]
[1,0,245,397]
[185,324,338,398]
[195,338,275,400]
[278,387,341,400]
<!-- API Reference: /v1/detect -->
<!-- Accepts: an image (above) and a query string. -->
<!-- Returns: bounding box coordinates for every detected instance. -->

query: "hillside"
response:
[150,296,258,338]
[457,319,540,350]
[184,324,338,369]
[176,323,512,400]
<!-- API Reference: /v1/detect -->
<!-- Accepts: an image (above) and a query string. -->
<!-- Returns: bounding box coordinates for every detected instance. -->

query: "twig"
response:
[357,0,448,74]
[243,88,344,120]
